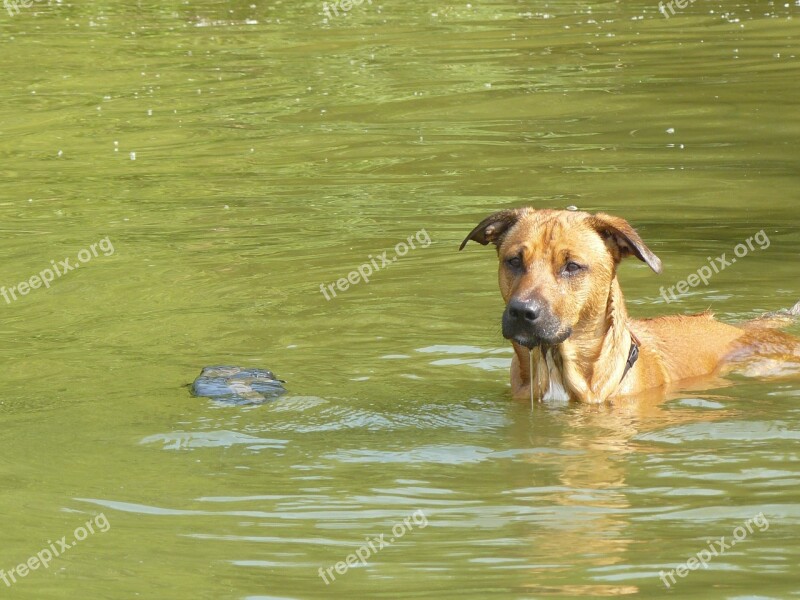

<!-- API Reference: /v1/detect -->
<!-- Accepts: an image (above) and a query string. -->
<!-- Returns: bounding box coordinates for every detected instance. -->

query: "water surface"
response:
[0,1,799,598]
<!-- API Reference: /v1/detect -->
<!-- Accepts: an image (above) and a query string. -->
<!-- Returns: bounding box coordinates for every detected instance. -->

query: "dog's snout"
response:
[507,298,539,323]
[502,296,569,348]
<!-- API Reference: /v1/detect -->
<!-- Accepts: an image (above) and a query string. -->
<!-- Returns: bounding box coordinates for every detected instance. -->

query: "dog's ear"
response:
[588,213,662,273]
[459,209,522,251]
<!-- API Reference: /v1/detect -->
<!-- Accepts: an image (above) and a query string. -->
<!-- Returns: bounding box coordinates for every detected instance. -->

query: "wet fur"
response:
[461,208,800,403]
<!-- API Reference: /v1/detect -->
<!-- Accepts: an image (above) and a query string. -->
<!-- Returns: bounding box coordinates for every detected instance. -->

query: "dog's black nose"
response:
[507,298,539,323]
[502,297,567,349]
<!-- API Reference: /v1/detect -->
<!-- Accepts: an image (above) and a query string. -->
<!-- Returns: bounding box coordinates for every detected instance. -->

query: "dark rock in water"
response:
[191,366,287,405]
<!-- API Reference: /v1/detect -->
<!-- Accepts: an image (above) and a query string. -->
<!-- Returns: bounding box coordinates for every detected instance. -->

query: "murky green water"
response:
[1,1,799,598]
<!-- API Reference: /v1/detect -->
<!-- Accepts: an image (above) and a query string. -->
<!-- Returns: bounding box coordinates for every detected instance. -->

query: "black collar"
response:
[620,335,640,382]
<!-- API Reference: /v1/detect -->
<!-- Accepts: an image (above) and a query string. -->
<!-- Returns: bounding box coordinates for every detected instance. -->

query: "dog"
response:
[460,207,800,403]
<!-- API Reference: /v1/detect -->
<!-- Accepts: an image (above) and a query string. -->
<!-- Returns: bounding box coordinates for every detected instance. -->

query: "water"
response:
[0,1,798,598]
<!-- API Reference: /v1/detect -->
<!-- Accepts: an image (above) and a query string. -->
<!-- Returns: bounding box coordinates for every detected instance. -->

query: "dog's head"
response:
[460,208,661,349]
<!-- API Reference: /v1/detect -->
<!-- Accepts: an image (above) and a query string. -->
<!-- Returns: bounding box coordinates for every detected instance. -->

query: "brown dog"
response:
[460,208,800,403]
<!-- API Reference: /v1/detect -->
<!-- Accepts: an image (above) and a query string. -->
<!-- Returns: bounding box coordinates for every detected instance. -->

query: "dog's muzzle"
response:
[502,297,571,349]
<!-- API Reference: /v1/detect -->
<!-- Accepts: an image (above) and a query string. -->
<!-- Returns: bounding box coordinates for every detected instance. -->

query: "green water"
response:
[1,0,799,598]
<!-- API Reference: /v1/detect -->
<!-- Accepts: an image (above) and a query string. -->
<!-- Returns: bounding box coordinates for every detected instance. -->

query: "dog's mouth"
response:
[507,328,572,350]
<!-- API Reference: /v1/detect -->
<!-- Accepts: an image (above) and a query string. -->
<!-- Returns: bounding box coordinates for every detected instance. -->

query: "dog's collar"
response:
[620,332,640,382]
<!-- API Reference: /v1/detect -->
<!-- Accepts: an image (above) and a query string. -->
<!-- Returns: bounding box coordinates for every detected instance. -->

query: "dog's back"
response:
[631,314,745,384]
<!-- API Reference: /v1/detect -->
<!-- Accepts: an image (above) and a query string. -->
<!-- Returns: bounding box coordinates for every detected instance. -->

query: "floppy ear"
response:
[459,209,522,251]
[588,213,662,273]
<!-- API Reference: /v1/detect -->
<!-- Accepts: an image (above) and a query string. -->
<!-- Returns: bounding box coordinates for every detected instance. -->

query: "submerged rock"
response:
[191,366,286,405]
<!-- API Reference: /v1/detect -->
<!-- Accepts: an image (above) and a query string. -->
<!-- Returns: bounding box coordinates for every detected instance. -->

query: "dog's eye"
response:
[506,256,523,269]
[563,261,584,275]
